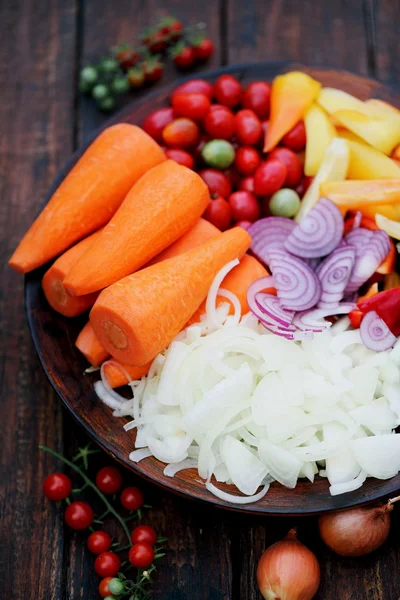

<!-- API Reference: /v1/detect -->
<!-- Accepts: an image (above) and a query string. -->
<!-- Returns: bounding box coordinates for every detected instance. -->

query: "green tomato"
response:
[269,188,301,218]
[103,596,117,600]
[202,140,235,170]
[92,84,110,101]
[100,57,119,73]
[108,579,124,595]
[97,96,116,112]
[111,76,130,95]
[79,80,93,94]
[80,65,98,85]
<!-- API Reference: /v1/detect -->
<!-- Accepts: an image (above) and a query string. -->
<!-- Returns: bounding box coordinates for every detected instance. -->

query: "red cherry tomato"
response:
[64,501,94,530]
[238,176,255,193]
[171,93,211,120]
[163,118,200,148]
[173,46,195,69]
[203,195,232,231]
[43,473,72,501]
[234,146,261,176]
[281,120,306,151]
[254,159,287,197]
[94,552,121,578]
[172,79,213,100]
[193,39,214,61]
[131,525,157,546]
[228,191,260,223]
[198,169,232,197]
[203,106,235,140]
[128,543,155,568]
[99,577,113,598]
[148,30,168,53]
[236,220,252,230]
[165,148,194,169]
[224,167,241,190]
[213,74,242,108]
[142,107,175,142]
[142,59,164,83]
[268,147,303,188]
[242,81,271,119]
[235,109,262,146]
[192,135,210,164]
[96,467,123,495]
[167,19,183,42]
[87,531,112,554]
[120,486,144,511]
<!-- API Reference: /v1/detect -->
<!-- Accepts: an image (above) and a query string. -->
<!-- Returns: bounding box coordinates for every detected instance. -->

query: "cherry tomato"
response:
[172,93,211,120]
[238,176,255,193]
[94,552,121,578]
[115,48,138,69]
[203,106,235,140]
[228,191,260,223]
[96,467,123,495]
[192,135,210,164]
[213,74,242,108]
[235,110,262,146]
[43,473,72,501]
[65,501,94,530]
[128,543,155,568]
[234,146,261,176]
[198,169,232,197]
[295,175,312,198]
[87,531,112,554]
[165,148,194,169]
[254,159,287,197]
[172,79,213,100]
[173,45,195,69]
[142,59,163,83]
[193,39,214,61]
[224,167,241,190]
[236,220,252,230]
[242,81,271,119]
[163,118,199,148]
[131,525,157,546]
[120,486,144,511]
[127,67,145,89]
[166,18,183,42]
[142,107,175,142]
[203,195,232,230]
[260,120,269,146]
[268,147,303,188]
[99,577,113,598]
[281,120,306,151]
[148,31,168,53]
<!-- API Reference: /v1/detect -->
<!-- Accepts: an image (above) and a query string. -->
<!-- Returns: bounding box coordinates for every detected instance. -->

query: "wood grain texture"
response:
[372,0,400,84]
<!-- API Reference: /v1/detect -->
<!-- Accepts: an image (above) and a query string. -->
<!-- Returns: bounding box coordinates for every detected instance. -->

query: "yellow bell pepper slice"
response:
[375,213,400,240]
[365,98,400,118]
[319,88,400,124]
[304,103,336,176]
[332,110,400,155]
[295,138,349,221]
[320,179,400,212]
[361,203,400,221]
[339,137,400,179]
[264,71,321,152]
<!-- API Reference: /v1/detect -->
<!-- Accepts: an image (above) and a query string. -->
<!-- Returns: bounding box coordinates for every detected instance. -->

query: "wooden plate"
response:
[25,62,400,515]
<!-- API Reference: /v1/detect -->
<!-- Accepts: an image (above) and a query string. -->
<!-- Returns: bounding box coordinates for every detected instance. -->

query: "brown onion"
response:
[319,495,400,557]
[257,528,320,600]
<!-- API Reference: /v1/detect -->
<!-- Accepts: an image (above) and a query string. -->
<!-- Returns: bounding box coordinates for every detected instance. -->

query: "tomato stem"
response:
[39,445,131,543]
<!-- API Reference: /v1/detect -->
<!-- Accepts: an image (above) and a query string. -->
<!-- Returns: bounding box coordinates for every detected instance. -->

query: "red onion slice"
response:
[248,217,296,264]
[246,276,275,322]
[316,246,356,307]
[267,249,322,311]
[284,198,344,258]
[255,293,295,328]
[344,229,391,293]
[293,303,356,332]
[360,310,397,352]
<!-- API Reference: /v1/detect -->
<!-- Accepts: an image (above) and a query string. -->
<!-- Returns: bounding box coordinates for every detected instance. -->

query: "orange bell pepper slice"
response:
[321,179,400,211]
[264,72,321,152]
[343,212,396,274]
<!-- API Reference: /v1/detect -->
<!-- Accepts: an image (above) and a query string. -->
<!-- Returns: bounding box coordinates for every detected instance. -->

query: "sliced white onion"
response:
[206,258,240,328]
[205,481,270,504]
[163,458,198,477]
[352,434,400,479]
[129,448,152,462]
[258,439,303,488]
[329,470,367,496]
[221,435,268,495]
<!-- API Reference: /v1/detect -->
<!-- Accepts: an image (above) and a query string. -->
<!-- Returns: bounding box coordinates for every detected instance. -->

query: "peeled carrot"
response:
[64,160,210,296]
[103,360,151,388]
[75,322,110,367]
[145,218,219,266]
[90,227,251,365]
[9,124,166,273]
[42,229,104,317]
[187,254,269,325]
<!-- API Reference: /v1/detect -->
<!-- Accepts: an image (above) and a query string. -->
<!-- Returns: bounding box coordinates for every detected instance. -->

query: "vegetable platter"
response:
[21,62,400,515]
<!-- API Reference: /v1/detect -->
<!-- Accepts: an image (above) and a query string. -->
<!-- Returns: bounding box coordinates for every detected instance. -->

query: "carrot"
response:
[64,160,209,296]
[75,322,110,367]
[42,229,104,316]
[145,218,219,267]
[103,360,151,388]
[9,124,166,274]
[90,227,251,365]
[187,254,269,325]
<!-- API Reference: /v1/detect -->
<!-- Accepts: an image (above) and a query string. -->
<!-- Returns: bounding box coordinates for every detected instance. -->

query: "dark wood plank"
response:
[371,0,400,85]
[0,0,78,598]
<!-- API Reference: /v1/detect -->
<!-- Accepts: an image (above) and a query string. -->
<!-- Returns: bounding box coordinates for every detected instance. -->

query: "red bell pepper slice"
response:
[358,287,400,336]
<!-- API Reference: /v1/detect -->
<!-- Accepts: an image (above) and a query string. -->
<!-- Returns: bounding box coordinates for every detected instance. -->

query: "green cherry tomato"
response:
[108,579,124,595]
[202,139,235,170]
[111,77,130,95]
[92,84,110,101]
[100,57,119,73]
[269,188,301,218]
[103,596,117,600]
[97,96,116,112]
[80,65,98,85]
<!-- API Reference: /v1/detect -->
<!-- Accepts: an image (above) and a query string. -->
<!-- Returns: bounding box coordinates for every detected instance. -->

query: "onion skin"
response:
[257,529,320,600]
[318,503,392,557]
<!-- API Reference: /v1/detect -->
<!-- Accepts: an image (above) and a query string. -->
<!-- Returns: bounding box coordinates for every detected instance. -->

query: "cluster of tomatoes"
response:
[43,466,160,598]
[143,75,310,230]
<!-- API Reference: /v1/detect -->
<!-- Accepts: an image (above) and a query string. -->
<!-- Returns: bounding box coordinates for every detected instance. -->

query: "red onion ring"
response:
[360,310,397,352]
[248,217,295,264]
[255,293,295,328]
[292,303,356,332]
[344,229,391,293]
[316,245,356,307]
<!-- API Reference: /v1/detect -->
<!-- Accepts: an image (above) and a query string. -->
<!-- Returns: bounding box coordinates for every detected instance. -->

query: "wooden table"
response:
[2,1,400,598]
